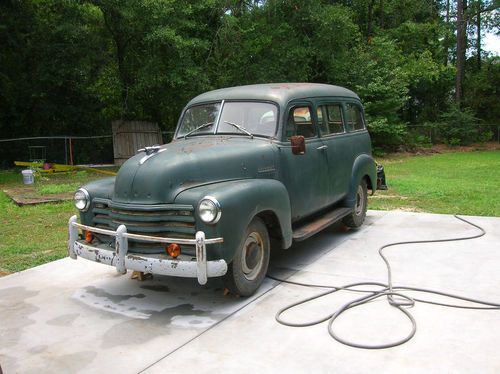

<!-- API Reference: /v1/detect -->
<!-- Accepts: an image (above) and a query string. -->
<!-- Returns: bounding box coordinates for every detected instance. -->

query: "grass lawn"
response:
[0,169,115,275]
[369,150,500,216]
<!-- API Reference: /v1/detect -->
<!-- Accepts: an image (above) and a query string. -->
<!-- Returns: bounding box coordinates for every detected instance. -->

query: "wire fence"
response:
[0,125,496,169]
[0,132,174,169]
[407,123,500,144]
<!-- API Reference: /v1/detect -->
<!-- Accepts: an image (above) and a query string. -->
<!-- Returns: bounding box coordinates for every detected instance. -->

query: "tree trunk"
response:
[444,0,450,66]
[379,0,384,28]
[476,0,481,70]
[100,6,132,119]
[115,38,130,118]
[367,0,375,41]
[455,0,467,107]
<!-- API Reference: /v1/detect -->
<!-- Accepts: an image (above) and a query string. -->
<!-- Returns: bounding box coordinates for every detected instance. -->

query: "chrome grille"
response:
[91,199,196,254]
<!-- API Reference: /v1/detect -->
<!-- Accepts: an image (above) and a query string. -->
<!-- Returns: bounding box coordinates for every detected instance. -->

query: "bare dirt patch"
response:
[385,142,500,159]
[430,142,500,153]
[3,187,72,206]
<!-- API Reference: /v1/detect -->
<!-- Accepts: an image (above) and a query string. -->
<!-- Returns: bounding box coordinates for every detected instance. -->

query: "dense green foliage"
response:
[0,0,498,155]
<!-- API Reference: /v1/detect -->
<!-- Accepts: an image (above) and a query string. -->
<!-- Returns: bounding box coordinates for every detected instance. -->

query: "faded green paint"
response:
[186,83,359,109]
[175,179,292,261]
[77,83,376,264]
[112,137,277,205]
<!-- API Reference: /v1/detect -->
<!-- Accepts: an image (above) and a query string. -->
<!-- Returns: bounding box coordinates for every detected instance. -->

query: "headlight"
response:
[198,196,221,224]
[74,188,90,212]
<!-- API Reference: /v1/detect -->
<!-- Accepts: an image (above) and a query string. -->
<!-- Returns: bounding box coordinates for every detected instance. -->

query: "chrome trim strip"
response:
[92,198,194,211]
[139,148,167,165]
[72,221,223,245]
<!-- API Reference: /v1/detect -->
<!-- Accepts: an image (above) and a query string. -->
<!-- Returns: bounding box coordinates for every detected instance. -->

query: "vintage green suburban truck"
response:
[68,83,377,296]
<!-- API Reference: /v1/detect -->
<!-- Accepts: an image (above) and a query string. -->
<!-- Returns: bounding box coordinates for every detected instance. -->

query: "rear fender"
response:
[344,154,377,208]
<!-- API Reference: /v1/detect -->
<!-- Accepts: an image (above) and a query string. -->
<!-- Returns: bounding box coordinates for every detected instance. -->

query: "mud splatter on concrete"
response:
[46,313,80,327]
[0,287,39,346]
[140,284,170,293]
[84,286,146,302]
[101,303,226,348]
[22,350,97,374]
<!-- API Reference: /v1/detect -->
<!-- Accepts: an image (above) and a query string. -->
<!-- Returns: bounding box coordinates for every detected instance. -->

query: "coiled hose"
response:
[269,215,500,349]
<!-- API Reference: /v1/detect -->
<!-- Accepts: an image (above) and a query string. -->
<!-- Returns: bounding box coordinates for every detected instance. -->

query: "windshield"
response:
[176,101,278,138]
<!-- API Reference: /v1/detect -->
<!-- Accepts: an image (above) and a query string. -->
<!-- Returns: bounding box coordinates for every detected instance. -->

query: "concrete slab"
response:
[1,211,499,373]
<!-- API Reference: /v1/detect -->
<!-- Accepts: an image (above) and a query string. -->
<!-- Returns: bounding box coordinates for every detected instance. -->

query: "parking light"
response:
[84,230,93,243]
[167,243,181,258]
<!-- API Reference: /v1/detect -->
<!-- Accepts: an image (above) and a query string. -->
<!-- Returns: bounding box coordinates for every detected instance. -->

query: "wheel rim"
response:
[241,231,265,281]
[355,184,365,216]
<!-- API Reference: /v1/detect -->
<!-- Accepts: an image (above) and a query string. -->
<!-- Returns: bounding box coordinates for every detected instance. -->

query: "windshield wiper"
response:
[183,121,214,139]
[223,121,253,138]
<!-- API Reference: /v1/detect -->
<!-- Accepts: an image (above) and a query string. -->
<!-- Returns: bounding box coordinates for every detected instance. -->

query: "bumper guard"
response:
[68,215,226,285]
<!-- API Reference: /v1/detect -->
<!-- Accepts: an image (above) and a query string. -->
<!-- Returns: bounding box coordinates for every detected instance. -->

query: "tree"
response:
[0,0,112,138]
[455,0,467,107]
[0,0,498,158]
[85,0,225,128]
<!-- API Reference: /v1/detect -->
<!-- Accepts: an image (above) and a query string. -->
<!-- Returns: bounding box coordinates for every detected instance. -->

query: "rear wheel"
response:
[343,179,368,228]
[223,217,270,297]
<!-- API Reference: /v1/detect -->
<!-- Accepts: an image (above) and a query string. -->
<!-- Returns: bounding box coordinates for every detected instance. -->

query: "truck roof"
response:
[187,83,360,107]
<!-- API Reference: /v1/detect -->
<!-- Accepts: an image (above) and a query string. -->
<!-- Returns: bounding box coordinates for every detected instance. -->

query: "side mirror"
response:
[291,135,305,155]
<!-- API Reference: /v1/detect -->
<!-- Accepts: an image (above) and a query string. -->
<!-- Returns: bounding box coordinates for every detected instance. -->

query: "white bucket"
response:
[22,169,34,185]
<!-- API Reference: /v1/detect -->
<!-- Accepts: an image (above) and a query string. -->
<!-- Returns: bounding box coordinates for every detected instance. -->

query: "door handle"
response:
[317,145,328,151]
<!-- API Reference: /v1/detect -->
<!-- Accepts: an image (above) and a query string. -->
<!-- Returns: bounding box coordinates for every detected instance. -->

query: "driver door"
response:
[279,102,330,221]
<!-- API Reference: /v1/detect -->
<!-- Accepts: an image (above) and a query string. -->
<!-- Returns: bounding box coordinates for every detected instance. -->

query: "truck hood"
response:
[113,136,277,204]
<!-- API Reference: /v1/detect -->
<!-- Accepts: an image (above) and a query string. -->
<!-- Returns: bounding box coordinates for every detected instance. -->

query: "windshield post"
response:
[213,100,225,134]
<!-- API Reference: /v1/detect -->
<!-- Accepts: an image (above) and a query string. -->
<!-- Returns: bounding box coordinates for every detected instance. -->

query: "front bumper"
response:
[68,215,226,285]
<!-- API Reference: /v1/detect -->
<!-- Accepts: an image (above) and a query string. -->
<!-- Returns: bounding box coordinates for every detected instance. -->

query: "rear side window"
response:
[286,106,317,139]
[346,104,365,132]
[317,105,344,136]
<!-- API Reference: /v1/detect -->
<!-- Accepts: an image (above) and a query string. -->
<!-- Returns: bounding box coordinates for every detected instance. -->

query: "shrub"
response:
[405,131,433,150]
[435,106,482,145]
[366,117,407,152]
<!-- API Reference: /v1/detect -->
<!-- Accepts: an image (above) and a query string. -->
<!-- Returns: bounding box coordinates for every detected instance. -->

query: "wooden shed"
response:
[112,120,163,165]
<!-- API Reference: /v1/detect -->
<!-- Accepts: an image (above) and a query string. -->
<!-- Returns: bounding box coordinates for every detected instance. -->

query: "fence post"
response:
[69,137,73,165]
[64,137,68,165]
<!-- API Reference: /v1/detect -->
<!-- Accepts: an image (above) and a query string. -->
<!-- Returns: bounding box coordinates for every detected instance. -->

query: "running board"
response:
[292,207,353,242]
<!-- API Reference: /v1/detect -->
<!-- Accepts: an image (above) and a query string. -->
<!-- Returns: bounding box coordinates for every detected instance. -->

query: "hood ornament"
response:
[137,145,166,165]
[137,145,161,155]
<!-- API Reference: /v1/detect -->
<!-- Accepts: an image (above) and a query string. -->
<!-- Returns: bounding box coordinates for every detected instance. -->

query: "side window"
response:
[317,107,327,135]
[318,104,345,136]
[346,104,365,132]
[286,106,317,139]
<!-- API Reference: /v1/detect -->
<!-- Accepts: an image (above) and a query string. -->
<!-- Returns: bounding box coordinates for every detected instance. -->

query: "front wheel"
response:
[223,217,270,297]
[343,179,368,228]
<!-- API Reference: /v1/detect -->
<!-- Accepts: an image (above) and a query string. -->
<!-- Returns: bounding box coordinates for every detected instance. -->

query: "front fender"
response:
[344,154,377,207]
[174,179,292,263]
[79,177,116,225]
